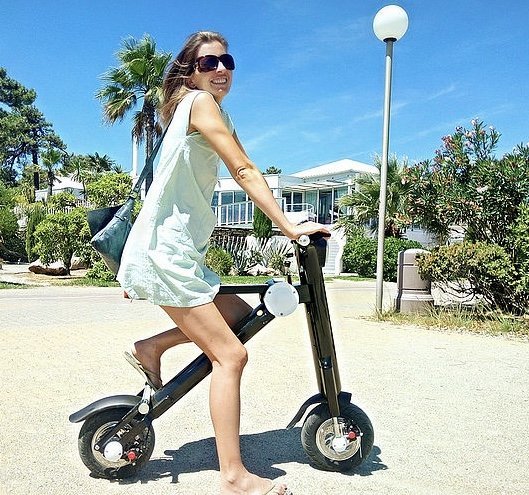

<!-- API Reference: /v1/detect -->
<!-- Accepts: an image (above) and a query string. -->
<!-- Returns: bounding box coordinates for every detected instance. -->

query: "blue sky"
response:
[1,0,528,176]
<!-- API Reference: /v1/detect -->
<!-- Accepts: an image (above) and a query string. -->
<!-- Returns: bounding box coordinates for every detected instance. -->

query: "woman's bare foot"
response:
[131,328,191,389]
[220,470,289,495]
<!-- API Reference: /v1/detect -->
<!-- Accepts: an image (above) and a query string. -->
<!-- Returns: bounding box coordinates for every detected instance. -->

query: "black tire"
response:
[301,402,374,472]
[78,407,155,479]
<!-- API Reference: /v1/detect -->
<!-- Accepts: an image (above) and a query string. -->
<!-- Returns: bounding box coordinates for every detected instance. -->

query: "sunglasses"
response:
[195,54,235,73]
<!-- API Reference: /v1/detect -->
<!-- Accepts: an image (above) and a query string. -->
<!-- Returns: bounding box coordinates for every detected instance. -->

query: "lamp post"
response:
[373,5,409,312]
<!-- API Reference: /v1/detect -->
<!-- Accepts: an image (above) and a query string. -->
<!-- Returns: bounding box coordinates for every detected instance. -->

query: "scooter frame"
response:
[70,235,373,475]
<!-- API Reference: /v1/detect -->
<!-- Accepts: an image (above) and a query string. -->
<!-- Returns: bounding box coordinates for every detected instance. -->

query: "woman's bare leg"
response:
[161,301,287,495]
[131,294,252,388]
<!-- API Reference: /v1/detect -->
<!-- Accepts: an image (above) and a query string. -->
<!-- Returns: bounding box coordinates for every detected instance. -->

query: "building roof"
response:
[291,159,378,179]
[52,176,84,190]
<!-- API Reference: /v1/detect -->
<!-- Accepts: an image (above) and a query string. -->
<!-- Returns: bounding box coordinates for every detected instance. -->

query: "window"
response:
[220,191,234,205]
[234,191,246,203]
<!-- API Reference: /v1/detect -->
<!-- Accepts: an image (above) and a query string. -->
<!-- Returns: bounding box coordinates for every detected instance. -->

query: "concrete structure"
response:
[394,248,434,313]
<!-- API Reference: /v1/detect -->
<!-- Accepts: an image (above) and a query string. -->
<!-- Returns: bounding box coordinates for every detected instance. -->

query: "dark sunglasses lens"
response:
[219,54,235,70]
[198,56,218,72]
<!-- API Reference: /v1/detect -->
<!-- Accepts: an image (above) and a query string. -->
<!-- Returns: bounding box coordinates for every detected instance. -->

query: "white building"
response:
[212,158,378,228]
[35,176,85,202]
[212,158,378,275]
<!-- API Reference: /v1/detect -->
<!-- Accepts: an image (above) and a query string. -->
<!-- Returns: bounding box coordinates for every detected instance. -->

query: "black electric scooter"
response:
[69,233,374,479]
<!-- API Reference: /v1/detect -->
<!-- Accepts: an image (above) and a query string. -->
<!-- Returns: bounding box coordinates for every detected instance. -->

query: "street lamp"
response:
[373,5,409,312]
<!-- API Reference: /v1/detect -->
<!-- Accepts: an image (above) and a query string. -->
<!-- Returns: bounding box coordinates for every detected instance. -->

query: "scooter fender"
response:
[286,391,352,429]
[68,394,140,423]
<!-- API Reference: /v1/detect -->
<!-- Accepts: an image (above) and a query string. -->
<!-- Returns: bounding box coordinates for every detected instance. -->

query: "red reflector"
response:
[347,431,357,440]
[127,451,137,461]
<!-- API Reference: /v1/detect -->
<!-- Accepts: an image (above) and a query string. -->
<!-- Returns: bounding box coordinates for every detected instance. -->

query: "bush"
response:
[383,237,423,281]
[417,241,528,314]
[0,206,26,262]
[205,246,233,276]
[253,206,272,238]
[86,259,116,281]
[86,173,132,208]
[342,234,422,281]
[342,235,377,278]
[25,203,46,262]
[34,207,91,274]
[47,192,77,208]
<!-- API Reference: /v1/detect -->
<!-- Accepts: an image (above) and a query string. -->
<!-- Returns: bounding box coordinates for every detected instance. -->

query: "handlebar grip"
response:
[297,235,310,246]
[296,231,329,246]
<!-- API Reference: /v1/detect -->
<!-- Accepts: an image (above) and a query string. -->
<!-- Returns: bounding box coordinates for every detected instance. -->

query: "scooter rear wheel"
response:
[78,407,155,479]
[301,402,374,472]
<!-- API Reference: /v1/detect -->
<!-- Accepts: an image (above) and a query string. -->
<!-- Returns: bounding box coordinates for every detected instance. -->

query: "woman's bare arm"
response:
[190,92,327,239]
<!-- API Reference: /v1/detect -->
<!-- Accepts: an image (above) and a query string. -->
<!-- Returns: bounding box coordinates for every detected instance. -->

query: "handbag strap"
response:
[130,125,170,198]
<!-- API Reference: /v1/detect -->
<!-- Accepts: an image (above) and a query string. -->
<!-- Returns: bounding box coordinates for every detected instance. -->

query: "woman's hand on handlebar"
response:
[285,221,331,242]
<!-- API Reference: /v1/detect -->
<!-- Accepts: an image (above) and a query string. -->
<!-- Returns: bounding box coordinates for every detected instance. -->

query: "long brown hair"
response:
[159,31,229,126]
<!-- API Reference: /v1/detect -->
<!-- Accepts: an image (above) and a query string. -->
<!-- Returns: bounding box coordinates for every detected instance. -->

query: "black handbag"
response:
[87,129,168,274]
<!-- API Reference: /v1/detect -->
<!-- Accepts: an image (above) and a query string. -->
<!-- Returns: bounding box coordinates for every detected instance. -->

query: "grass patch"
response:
[221,275,273,285]
[377,304,529,338]
[326,275,374,282]
[0,281,33,289]
[56,277,120,287]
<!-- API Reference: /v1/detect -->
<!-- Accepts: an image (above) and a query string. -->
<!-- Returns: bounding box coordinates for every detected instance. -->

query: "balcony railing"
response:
[213,199,316,227]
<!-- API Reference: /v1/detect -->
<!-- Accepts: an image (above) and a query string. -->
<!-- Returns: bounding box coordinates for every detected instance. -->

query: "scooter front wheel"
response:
[78,407,155,479]
[301,402,374,472]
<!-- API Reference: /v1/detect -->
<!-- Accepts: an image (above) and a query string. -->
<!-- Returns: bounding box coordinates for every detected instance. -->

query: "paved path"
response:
[0,276,528,495]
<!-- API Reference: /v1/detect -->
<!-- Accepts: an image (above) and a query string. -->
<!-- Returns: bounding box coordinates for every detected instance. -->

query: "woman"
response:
[117,31,329,495]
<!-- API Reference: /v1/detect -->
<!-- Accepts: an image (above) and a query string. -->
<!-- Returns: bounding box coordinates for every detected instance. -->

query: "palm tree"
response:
[41,148,63,199]
[62,154,91,200]
[96,34,172,192]
[338,155,412,237]
[86,152,115,173]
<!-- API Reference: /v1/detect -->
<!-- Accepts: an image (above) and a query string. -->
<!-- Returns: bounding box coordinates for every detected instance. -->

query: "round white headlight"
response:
[263,281,299,317]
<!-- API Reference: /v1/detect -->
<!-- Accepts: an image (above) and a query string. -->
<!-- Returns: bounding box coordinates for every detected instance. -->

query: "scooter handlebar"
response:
[296,231,329,246]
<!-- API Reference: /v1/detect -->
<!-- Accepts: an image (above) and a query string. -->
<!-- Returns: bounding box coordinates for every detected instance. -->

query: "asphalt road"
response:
[1,281,528,495]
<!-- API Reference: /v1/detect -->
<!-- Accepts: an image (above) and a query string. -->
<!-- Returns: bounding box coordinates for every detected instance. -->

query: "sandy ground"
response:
[0,265,528,495]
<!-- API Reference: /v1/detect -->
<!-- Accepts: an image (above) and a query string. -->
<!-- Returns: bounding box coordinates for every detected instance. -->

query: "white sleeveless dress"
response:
[117,90,234,307]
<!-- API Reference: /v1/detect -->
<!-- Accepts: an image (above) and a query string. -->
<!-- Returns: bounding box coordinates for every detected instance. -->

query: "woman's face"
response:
[190,41,233,103]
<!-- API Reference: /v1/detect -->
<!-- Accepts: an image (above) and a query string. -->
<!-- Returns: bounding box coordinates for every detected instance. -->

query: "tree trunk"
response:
[32,148,40,190]
[47,170,53,199]
[144,107,155,193]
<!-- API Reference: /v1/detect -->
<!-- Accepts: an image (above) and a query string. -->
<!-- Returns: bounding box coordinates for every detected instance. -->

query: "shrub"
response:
[47,192,77,208]
[25,203,46,262]
[0,206,26,262]
[34,207,91,274]
[86,259,116,281]
[212,235,261,275]
[343,233,422,281]
[86,173,132,208]
[205,246,233,276]
[342,235,377,278]
[253,206,272,238]
[417,241,528,314]
[383,237,423,282]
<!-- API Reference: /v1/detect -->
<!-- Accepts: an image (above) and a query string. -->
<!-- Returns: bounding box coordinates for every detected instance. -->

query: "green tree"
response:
[86,152,115,173]
[338,155,411,237]
[61,154,90,199]
[404,120,529,246]
[0,67,65,185]
[265,166,282,174]
[253,207,272,238]
[96,35,171,192]
[41,148,64,199]
[85,173,132,208]
[33,207,91,275]
[25,203,46,262]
